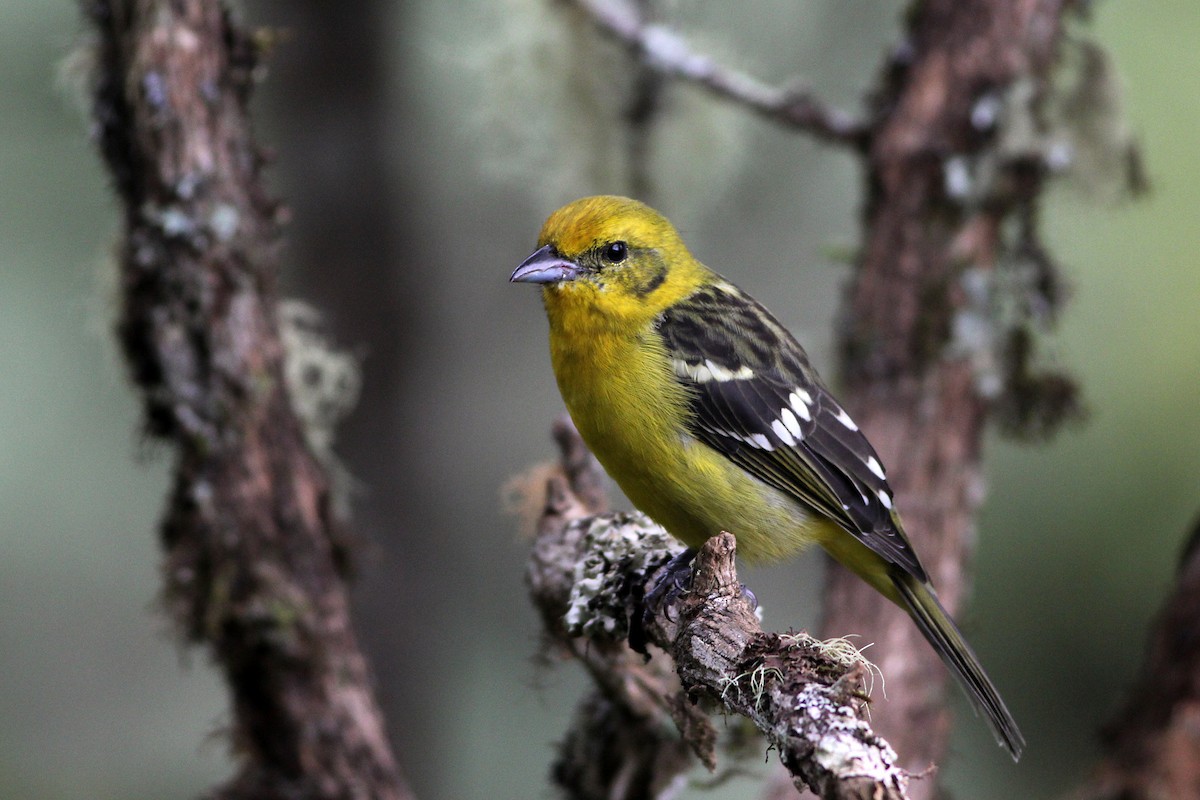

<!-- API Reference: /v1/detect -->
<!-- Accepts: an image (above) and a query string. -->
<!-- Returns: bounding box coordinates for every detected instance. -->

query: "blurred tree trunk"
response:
[81,0,413,796]
[249,0,441,793]
[824,0,1073,788]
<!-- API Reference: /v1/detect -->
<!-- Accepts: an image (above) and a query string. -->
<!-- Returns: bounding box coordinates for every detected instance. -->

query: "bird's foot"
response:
[628,546,757,652]
[629,547,696,655]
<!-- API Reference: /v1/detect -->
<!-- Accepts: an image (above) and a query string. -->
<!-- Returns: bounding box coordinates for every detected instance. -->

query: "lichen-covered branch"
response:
[566,0,868,147]
[79,1,410,797]
[525,420,910,800]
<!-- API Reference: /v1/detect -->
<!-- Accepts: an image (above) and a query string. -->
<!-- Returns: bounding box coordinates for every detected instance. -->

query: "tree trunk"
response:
[81,1,412,796]
[825,0,1073,785]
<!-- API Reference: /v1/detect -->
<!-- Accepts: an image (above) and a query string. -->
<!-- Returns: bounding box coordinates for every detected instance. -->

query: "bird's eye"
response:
[602,241,628,264]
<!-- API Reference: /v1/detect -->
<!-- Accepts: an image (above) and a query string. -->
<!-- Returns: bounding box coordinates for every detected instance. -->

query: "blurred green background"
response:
[2,1,1197,798]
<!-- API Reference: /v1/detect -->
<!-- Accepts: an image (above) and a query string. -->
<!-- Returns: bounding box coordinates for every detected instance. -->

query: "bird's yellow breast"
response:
[544,290,827,564]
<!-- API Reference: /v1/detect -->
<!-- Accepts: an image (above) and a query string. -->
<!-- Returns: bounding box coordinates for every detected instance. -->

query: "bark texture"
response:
[81,1,411,797]
[526,421,911,800]
[826,0,1075,783]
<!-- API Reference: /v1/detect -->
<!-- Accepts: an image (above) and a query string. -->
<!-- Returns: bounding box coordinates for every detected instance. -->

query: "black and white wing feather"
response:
[657,279,926,581]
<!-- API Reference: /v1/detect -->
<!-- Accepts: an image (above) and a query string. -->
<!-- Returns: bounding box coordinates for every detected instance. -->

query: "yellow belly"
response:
[550,324,824,565]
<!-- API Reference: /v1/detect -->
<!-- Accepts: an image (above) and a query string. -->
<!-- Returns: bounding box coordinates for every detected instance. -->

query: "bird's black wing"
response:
[656,279,926,581]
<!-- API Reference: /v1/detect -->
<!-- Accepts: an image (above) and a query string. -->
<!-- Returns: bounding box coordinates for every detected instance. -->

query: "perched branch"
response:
[567,0,868,147]
[525,421,910,800]
[80,1,410,797]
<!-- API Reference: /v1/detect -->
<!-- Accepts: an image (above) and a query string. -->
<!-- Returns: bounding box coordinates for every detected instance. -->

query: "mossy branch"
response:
[525,419,910,800]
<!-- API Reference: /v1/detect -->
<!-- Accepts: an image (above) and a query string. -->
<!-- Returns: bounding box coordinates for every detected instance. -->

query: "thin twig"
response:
[567,0,869,148]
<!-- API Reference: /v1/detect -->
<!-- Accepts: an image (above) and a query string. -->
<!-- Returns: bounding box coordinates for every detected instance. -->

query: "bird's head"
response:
[511,196,706,325]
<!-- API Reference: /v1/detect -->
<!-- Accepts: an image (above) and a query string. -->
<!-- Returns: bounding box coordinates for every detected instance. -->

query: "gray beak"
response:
[510,245,581,284]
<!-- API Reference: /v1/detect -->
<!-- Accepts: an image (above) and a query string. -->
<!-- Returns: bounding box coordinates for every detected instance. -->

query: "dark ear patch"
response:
[631,251,667,296]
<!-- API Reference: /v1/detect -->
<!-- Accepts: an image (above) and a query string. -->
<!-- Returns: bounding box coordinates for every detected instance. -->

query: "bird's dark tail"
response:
[891,568,1025,761]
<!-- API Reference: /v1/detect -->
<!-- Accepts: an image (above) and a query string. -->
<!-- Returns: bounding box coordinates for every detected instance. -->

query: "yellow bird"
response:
[511,195,1023,760]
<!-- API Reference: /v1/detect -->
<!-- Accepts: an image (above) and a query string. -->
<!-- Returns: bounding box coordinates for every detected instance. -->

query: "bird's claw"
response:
[629,547,697,655]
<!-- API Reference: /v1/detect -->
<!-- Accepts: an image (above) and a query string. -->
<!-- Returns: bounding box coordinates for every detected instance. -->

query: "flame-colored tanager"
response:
[511,195,1023,759]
